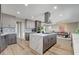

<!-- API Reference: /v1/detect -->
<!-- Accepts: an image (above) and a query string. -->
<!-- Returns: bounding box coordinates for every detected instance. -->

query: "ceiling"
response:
[1,4,79,23]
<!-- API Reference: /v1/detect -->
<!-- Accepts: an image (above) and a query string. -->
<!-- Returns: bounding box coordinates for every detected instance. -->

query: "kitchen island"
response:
[29,33,57,54]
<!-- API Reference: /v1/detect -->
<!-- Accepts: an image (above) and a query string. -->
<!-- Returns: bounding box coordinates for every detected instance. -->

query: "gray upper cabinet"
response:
[35,20,41,33]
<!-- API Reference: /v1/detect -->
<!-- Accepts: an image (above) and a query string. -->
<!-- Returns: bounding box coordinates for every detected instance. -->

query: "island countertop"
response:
[30,33,56,36]
[1,32,16,36]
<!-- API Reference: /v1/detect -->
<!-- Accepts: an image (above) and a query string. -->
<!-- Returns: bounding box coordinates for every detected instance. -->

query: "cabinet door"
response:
[48,35,52,48]
[8,34,12,45]
[52,34,57,44]
[8,34,16,45]
[25,33,29,41]
[0,36,7,52]
[43,36,49,52]
[11,34,17,44]
[48,34,57,48]
[5,35,10,45]
[4,35,8,46]
[49,35,53,47]
[50,34,56,46]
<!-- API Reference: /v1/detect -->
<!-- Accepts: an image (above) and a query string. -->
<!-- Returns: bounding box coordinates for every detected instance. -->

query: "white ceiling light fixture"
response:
[32,16,34,19]
[17,11,20,14]
[54,6,58,10]
[25,4,28,6]
[59,14,63,17]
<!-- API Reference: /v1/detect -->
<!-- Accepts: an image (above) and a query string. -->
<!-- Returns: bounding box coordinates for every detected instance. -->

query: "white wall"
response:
[53,22,79,33]
[66,23,78,32]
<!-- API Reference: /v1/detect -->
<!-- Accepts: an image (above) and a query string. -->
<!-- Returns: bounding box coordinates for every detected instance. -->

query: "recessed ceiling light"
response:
[25,4,28,6]
[32,16,34,19]
[17,11,20,14]
[59,14,63,17]
[54,6,57,10]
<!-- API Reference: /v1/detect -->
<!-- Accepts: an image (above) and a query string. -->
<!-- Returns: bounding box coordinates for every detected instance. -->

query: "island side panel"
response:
[29,34,43,54]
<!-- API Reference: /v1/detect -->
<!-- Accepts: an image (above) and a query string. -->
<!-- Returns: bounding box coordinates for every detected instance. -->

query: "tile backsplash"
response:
[25,28,32,33]
[3,27,16,33]
[1,27,34,34]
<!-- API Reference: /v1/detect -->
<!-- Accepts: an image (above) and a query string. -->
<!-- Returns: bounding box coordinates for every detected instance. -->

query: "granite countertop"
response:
[1,32,16,36]
[30,33,56,36]
[25,31,36,33]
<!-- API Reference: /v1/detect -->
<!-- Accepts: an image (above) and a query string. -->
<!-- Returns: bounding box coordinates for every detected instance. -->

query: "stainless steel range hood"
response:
[43,11,53,33]
[44,11,51,23]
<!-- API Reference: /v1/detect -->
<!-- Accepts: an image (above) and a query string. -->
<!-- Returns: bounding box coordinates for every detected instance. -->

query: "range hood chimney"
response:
[44,11,51,23]
[43,12,52,33]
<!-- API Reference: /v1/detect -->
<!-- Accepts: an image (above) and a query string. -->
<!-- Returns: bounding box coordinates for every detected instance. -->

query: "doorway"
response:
[16,22,22,39]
